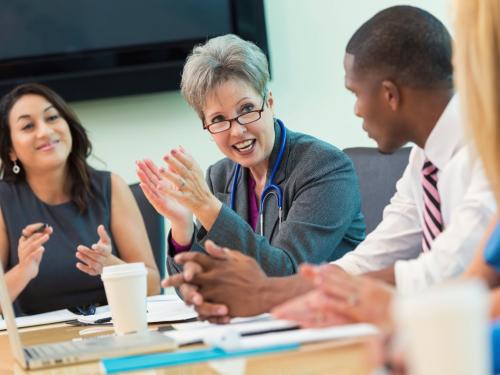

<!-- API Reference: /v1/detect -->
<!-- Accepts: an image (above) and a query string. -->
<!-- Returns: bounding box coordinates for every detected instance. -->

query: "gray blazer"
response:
[168,121,365,276]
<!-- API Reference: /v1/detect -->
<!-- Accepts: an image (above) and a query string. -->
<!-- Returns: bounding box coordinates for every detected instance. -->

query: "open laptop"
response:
[0,262,177,369]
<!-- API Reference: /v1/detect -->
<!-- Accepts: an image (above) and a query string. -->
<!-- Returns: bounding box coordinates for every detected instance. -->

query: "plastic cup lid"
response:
[101,262,147,280]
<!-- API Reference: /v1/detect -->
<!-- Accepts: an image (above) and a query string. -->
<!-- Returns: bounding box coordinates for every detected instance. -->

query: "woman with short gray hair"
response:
[137,34,365,279]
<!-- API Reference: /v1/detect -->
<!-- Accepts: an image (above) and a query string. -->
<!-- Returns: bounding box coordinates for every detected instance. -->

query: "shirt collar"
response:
[423,95,464,170]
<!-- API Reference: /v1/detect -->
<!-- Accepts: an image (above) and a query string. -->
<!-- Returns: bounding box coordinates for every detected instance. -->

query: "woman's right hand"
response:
[17,223,52,281]
[136,159,193,242]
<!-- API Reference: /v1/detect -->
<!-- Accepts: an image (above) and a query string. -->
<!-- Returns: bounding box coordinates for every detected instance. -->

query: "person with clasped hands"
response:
[0,83,160,315]
[164,7,495,324]
[136,34,365,292]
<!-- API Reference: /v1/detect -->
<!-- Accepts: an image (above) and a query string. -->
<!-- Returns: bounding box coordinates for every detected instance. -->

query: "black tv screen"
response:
[0,0,268,101]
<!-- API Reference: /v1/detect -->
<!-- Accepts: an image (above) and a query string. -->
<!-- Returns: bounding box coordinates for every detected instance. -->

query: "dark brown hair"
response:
[0,83,93,212]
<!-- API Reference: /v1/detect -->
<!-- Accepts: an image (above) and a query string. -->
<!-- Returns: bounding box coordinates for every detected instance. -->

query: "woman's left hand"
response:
[76,224,113,276]
[159,147,221,222]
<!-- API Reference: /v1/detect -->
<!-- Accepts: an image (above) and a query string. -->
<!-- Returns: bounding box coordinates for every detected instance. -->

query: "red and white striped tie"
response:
[421,159,443,252]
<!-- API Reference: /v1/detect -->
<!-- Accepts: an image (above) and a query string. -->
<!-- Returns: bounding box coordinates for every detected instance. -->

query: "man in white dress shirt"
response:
[163,6,496,322]
[335,86,494,295]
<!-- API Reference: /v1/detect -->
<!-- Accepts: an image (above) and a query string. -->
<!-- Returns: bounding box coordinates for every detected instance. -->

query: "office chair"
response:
[129,183,166,279]
[343,147,411,234]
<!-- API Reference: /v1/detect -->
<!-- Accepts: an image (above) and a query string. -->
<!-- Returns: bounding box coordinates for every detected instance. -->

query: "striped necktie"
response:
[422,159,443,252]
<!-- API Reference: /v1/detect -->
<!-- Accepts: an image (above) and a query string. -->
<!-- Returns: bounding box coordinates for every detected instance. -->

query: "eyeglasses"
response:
[203,95,266,134]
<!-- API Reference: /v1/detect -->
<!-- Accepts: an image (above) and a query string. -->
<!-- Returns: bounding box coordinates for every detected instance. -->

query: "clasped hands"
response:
[163,240,270,323]
[165,241,395,329]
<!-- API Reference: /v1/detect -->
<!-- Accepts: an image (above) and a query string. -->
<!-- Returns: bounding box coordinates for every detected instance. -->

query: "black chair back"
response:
[129,183,166,279]
[344,147,411,234]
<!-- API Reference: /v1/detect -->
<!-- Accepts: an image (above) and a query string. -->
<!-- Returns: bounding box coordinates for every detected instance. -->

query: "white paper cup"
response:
[101,263,148,335]
[394,279,491,375]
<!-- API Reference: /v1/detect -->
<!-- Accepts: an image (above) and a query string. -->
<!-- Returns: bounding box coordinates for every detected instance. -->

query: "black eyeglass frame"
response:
[203,95,267,134]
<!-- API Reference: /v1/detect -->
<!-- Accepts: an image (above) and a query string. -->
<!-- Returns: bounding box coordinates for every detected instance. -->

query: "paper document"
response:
[0,309,76,331]
[209,323,380,350]
[166,314,298,346]
[0,294,197,330]
[166,314,378,348]
[0,305,109,331]
[77,294,197,325]
[146,294,197,323]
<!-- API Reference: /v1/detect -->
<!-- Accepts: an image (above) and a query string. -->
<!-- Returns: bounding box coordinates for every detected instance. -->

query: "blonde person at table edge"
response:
[136,34,365,283]
[455,0,500,317]
[0,83,160,316]
[164,6,495,322]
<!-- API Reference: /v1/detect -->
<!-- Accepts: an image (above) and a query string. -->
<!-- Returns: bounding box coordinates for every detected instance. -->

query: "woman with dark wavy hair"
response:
[0,83,160,315]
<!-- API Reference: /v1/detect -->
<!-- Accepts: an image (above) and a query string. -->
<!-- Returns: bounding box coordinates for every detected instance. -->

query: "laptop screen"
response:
[0,262,27,367]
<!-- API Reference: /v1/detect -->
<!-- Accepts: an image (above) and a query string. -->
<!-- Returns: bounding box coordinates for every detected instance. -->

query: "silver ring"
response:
[348,293,359,307]
[179,179,186,190]
[314,314,326,324]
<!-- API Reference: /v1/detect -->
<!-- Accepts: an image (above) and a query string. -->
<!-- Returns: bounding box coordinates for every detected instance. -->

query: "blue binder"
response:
[492,319,500,375]
[101,343,299,374]
[484,222,500,271]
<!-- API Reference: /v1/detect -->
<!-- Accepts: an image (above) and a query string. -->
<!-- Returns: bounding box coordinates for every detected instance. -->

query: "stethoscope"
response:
[230,119,287,236]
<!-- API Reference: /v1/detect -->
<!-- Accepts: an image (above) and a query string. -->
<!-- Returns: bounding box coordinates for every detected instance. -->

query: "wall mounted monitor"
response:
[0,0,268,101]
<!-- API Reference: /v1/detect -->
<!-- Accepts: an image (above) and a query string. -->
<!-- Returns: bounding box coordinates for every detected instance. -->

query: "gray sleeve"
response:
[195,152,363,276]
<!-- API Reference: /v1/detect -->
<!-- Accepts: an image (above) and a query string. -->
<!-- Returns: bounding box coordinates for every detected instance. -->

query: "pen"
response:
[94,317,112,324]
[33,223,49,234]
[22,223,49,239]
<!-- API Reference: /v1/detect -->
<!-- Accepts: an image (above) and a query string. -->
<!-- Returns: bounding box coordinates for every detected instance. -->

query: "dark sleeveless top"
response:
[0,169,118,315]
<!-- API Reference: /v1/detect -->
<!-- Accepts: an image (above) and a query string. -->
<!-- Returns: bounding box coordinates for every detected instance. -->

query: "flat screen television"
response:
[0,0,268,101]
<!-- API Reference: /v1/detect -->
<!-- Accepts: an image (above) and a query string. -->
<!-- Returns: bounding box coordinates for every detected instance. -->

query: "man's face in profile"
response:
[344,53,407,154]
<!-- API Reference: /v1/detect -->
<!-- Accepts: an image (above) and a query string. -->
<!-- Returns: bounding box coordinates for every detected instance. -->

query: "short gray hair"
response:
[181,34,270,120]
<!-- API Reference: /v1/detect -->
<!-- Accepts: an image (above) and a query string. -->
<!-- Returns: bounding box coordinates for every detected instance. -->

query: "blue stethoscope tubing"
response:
[229,119,287,235]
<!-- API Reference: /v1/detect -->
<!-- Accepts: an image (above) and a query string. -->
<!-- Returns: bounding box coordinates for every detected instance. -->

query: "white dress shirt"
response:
[334,95,496,294]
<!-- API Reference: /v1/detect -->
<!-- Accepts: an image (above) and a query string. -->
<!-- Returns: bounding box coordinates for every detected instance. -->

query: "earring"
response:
[12,160,20,174]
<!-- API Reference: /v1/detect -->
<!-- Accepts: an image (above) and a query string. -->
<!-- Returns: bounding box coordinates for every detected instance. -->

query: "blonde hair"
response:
[453,0,500,204]
[180,34,269,121]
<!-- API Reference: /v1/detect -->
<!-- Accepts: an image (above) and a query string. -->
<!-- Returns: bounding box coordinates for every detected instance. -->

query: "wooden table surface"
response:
[0,323,375,375]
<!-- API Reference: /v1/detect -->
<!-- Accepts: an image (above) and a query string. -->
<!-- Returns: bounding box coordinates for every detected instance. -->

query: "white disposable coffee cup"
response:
[394,279,491,375]
[101,262,148,335]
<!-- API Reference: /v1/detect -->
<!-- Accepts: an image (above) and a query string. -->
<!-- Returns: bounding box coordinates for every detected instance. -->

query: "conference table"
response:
[0,322,375,374]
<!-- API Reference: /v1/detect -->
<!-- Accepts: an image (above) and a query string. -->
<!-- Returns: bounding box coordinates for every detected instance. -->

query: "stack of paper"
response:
[101,316,380,373]
[0,294,197,330]
[165,313,378,348]
[166,314,297,346]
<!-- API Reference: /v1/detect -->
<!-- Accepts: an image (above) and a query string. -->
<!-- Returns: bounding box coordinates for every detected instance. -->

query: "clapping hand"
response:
[76,225,113,276]
[156,147,215,215]
[17,223,53,280]
[136,157,193,228]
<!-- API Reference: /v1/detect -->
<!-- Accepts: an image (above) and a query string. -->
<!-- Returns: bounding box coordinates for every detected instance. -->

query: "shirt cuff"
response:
[168,231,192,255]
[394,259,422,296]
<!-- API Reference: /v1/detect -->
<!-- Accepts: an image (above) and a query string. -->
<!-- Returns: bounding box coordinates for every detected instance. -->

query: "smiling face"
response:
[344,53,410,153]
[8,94,72,174]
[203,78,275,171]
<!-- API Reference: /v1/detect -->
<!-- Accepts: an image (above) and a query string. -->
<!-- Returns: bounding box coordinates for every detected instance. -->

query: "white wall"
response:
[72,0,451,183]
